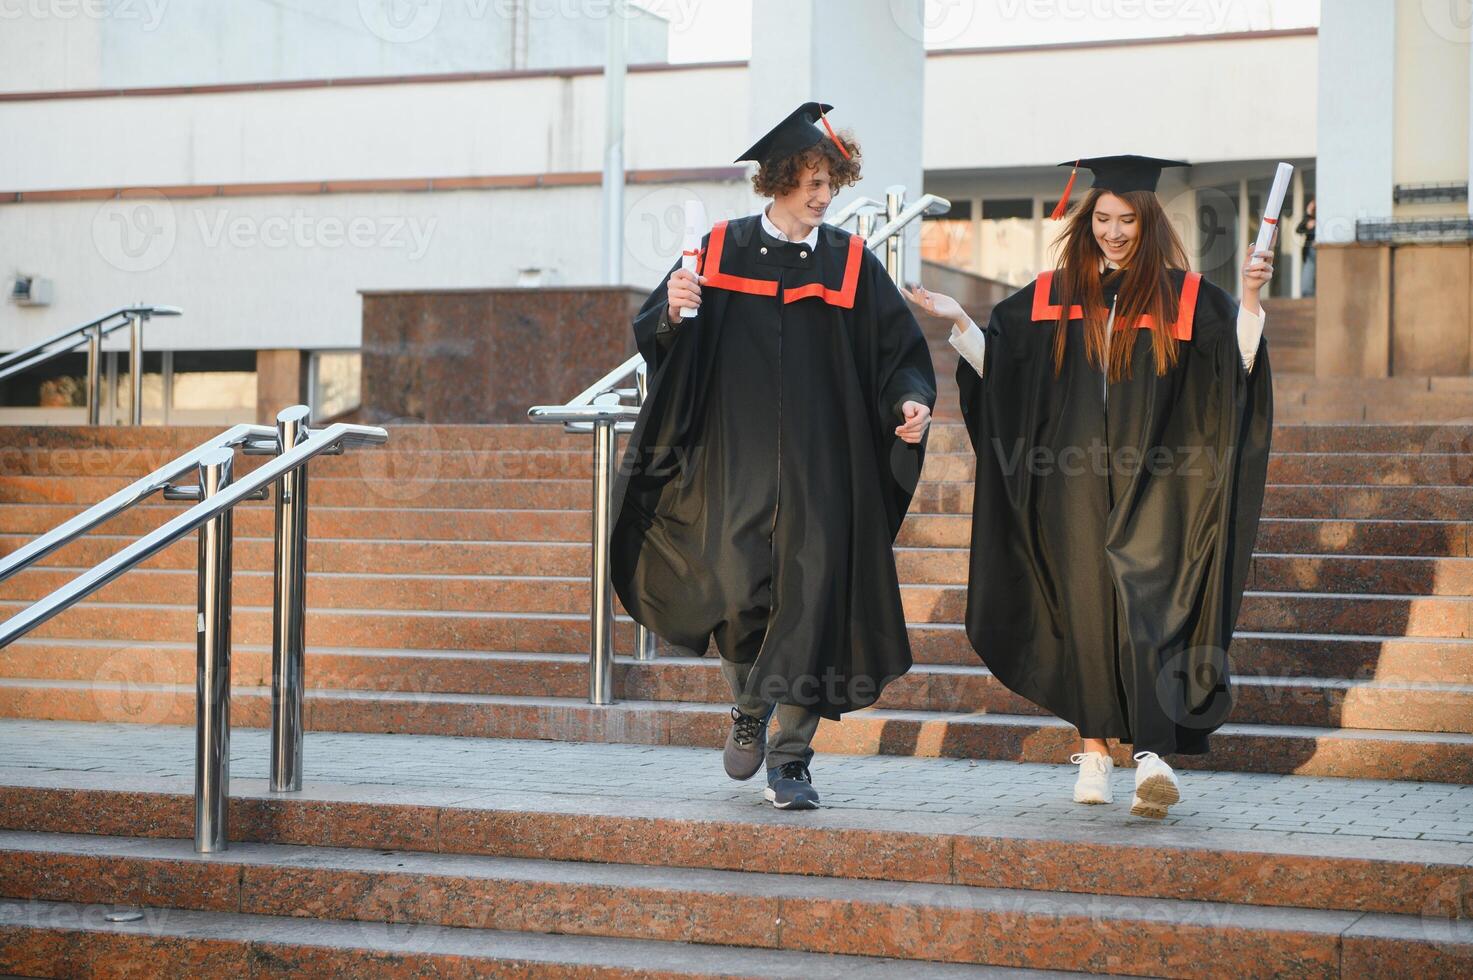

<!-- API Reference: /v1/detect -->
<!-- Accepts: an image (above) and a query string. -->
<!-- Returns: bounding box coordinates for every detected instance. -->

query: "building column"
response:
[1316,0,1395,245]
[256,349,306,424]
[1313,0,1396,376]
[748,0,926,273]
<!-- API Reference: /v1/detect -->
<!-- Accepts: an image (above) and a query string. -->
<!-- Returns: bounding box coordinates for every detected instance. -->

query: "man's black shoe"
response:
[764,760,819,810]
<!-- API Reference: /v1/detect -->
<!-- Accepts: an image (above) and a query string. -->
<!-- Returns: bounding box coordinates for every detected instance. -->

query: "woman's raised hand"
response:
[901,283,965,323]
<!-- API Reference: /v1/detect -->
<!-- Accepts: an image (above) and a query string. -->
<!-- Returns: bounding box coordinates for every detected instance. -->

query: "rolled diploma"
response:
[679,199,709,319]
[1252,162,1294,256]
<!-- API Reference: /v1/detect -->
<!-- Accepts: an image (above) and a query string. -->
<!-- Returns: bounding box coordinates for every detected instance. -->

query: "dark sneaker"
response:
[723,706,770,780]
[764,761,819,810]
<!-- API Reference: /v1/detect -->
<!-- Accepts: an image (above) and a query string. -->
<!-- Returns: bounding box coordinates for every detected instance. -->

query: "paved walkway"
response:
[0,719,1470,847]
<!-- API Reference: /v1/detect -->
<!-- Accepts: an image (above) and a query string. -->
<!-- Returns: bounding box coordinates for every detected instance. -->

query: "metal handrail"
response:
[526,396,652,704]
[0,420,386,644]
[0,423,272,584]
[0,406,388,852]
[0,304,182,425]
[828,196,886,228]
[0,305,180,374]
[866,192,951,249]
[565,354,644,409]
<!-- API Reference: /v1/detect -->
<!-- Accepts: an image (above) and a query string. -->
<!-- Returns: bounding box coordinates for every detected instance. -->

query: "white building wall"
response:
[748,0,926,272]
[0,66,748,192]
[1,31,1319,353]
[1392,0,1469,208]
[1315,0,1394,244]
[0,179,760,352]
[0,0,669,92]
[924,33,1317,172]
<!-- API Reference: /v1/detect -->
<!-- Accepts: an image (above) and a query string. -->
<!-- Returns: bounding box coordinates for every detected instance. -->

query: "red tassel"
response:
[1049,161,1079,221]
[819,110,853,161]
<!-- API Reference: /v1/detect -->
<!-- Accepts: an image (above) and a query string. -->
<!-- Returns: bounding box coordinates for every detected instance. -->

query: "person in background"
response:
[1296,198,1316,297]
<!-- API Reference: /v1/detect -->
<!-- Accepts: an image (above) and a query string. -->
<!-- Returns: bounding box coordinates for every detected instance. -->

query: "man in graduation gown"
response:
[609,102,936,810]
[949,155,1273,770]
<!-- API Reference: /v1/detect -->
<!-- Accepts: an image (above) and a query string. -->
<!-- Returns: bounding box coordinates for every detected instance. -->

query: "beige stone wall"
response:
[1317,242,1473,378]
[1392,244,1471,376]
[1315,244,1391,378]
[256,349,306,425]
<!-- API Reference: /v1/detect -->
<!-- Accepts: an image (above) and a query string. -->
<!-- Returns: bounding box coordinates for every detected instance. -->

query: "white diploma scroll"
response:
[679,200,709,319]
[1252,162,1294,257]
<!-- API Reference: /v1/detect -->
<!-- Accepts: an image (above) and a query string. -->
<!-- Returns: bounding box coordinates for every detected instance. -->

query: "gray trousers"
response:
[720,655,822,770]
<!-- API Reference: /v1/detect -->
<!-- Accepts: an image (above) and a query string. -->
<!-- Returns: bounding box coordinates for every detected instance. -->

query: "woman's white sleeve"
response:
[949,314,988,376]
[1238,305,1266,372]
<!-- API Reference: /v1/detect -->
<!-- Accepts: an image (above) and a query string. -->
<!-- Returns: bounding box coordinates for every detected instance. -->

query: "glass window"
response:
[171,350,257,412]
[1196,184,1241,297]
[0,350,88,408]
[114,350,166,424]
[311,351,361,422]
[920,199,975,274]
[979,198,1037,286]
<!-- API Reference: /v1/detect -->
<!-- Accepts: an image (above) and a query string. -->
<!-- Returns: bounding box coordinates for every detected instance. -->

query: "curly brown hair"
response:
[751,130,862,197]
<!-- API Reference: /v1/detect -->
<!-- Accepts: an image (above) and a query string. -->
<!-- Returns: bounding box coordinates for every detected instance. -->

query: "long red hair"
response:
[1051,187,1191,382]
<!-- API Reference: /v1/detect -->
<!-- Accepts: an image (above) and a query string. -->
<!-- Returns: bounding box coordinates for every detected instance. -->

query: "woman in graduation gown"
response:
[902,155,1274,819]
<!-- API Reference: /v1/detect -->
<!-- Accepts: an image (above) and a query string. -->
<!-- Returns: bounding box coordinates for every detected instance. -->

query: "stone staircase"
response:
[0,414,1472,975]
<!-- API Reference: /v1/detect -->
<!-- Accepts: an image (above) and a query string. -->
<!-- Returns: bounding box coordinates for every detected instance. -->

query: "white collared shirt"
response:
[761,203,821,249]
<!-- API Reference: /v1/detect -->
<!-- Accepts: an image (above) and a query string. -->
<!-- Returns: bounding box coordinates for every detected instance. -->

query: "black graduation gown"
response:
[610,214,937,720]
[956,267,1272,755]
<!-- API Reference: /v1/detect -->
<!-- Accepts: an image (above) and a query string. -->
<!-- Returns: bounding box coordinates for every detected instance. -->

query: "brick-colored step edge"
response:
[0,896,1020,980]
[3,831,1466,976]
[0,773,1467,921]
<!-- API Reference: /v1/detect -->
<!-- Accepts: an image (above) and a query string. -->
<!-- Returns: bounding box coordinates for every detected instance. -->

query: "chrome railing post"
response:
[629,364,657,663]
[856,210,875,243]
[85,325,102,426]
[885,185,906,285]
[590,414,617,704]
[194,447,235,853]
[270,406,310,793]
[128,312,144,425]
[633,621,657,662]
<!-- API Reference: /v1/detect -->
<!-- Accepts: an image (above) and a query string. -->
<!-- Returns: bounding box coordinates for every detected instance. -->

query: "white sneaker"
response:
[1130,750,1181,819]
[1069,751,1114,804]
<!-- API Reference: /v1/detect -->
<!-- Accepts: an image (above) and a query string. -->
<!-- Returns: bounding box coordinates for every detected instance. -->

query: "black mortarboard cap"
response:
[735,101,850,166]
[1049,154,1189,219]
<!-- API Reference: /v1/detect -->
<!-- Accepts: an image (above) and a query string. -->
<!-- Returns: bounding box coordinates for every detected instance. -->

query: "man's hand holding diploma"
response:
[666,269,705,324]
